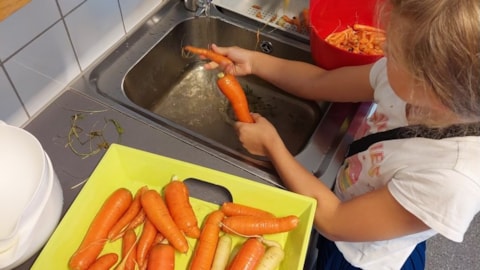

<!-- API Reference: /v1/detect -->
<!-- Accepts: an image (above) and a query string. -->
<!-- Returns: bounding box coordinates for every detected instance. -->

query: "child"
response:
[205,0,480,269]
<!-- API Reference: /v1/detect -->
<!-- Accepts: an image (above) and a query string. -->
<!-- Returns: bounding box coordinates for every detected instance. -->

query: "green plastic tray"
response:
[32,144,316,269]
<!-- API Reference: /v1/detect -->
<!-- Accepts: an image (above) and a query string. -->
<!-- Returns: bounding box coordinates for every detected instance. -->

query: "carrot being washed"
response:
[221,202,275,218]
[221,215,299,236]
[147,244,175,270]
[140,189,189,253]
[164,177,201,238]
[227,237,265,270]
[108,186,147,241]
[183,45,233,66]
[189,210,225,270]
[217,72,254,123]
[68,188,133,270]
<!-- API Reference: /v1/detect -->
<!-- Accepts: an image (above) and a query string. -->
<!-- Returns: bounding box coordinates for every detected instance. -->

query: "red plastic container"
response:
[309,0,383,70]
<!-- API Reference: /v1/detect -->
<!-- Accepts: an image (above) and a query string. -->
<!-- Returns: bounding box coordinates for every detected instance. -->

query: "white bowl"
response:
[0,122,64,270]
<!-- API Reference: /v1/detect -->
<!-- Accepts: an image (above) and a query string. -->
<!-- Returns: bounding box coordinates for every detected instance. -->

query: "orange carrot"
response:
[183,45,233,65]
[69,188,133,270]
[108,186,147,241]
[87,253,118,270]
[164,178,201,238]
[136,218,158,269]
[227,238,265,270]
[116,229,137,270]
[153,232,165,244]
[189,210,226,270]
[125,208,145,231]
[221,215,299,235]
[147,244,175,270]
[140,189,189,253]
[217,72,254,123]
[220,202,275,218]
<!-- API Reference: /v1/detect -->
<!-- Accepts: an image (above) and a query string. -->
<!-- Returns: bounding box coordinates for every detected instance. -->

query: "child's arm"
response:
[209,44,375,103]
[235,114,429,242]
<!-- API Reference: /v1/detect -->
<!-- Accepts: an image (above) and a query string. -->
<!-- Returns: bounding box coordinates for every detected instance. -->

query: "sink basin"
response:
[80,0,363,184]
[122,17,326,162]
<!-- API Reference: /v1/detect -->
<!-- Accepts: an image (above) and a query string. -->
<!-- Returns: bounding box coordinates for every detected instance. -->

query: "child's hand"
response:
[234,113,282,157]
[204,44,254,76]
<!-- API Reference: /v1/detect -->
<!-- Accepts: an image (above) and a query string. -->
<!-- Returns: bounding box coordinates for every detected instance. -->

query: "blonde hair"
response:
[385,0,480,122]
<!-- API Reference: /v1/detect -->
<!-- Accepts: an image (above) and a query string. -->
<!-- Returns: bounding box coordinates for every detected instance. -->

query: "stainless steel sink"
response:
[73,0,364,187]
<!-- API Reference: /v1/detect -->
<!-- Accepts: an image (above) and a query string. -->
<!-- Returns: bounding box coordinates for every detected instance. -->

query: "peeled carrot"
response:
[189,210,226,270]
[221,215,299,236]
[87,253,119,270]
[69,188,133,270]
[147,244,175,270]
[183,45,233,65]
[164,178,201,238]
[227,237,265,270]
[136,218,157,269]
[115,229,137,270]
[217,72,254,123]
[220,202,276,218]
[211,234,233,270]
[140,189,189,253]
[108,186,147,241]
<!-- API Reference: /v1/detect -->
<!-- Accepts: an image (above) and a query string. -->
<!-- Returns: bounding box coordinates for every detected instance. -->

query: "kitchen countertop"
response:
[17,89,281,269]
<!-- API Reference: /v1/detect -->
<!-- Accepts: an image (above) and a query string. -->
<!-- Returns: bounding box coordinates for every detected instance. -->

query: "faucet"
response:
[183,0,212,16]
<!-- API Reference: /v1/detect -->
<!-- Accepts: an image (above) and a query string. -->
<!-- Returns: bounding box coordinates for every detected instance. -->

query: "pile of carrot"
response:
[325,23,386,55]
[68,179,299,270]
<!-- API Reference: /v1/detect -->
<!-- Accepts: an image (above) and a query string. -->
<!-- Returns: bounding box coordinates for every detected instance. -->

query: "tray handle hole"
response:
[184,178,233,205]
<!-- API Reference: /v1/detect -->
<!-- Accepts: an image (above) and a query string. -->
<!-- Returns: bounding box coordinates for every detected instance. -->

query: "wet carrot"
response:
[221,215,299,235]
[87,253,118,270]
[164,178,201,238]
[189,210,226,270]
[183,45,233,65]
[147,244,175,270]
[220,202,275,218]
[116,229,137,270]
[69,188,133,270]
[140,189,189,253]
[227,237,265,270]
[108,186,147,241]
[136,218,157,269]
[217,72,254,123]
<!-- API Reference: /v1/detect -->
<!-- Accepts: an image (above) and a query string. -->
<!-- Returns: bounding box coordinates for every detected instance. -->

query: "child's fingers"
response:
[204,61,219,70]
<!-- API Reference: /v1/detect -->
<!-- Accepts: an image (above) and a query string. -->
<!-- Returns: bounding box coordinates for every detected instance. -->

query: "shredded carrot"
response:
[325,24,386,55]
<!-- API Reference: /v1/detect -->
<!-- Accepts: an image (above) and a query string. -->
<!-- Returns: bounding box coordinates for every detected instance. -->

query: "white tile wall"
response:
[0,0,164,127]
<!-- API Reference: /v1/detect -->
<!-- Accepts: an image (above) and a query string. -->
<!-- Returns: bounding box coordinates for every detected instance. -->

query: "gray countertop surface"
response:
[16,89,480,269]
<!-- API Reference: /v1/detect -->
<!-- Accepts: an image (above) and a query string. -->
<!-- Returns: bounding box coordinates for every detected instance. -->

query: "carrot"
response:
[87,253,118,270]
[125,208,145,231]
[211,234,233,270]
[69,188,133,270]
[114,229,137,270]
[153,232,165,244]
[255,240,285,270]
[147,244,175,270]
[325,24,385,55]
[108,186,147,241]
[189,210,225,270]
[227,237,265,270]
[216,72,254,123]
[220,202,275,218]
[183,45,233,66]
[221,215,299,236]
[136,218,157,269]
[140,189,189,253]
[164,178,201,238]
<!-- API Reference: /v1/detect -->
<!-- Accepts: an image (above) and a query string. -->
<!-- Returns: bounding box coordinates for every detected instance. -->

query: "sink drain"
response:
[260,41,273,54]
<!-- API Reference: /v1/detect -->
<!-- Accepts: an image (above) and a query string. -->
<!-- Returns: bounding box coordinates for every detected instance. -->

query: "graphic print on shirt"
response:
[355,111,390,139]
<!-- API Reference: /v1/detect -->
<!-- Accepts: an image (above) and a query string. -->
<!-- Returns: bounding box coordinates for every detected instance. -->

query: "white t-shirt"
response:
[333,58,480,269]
